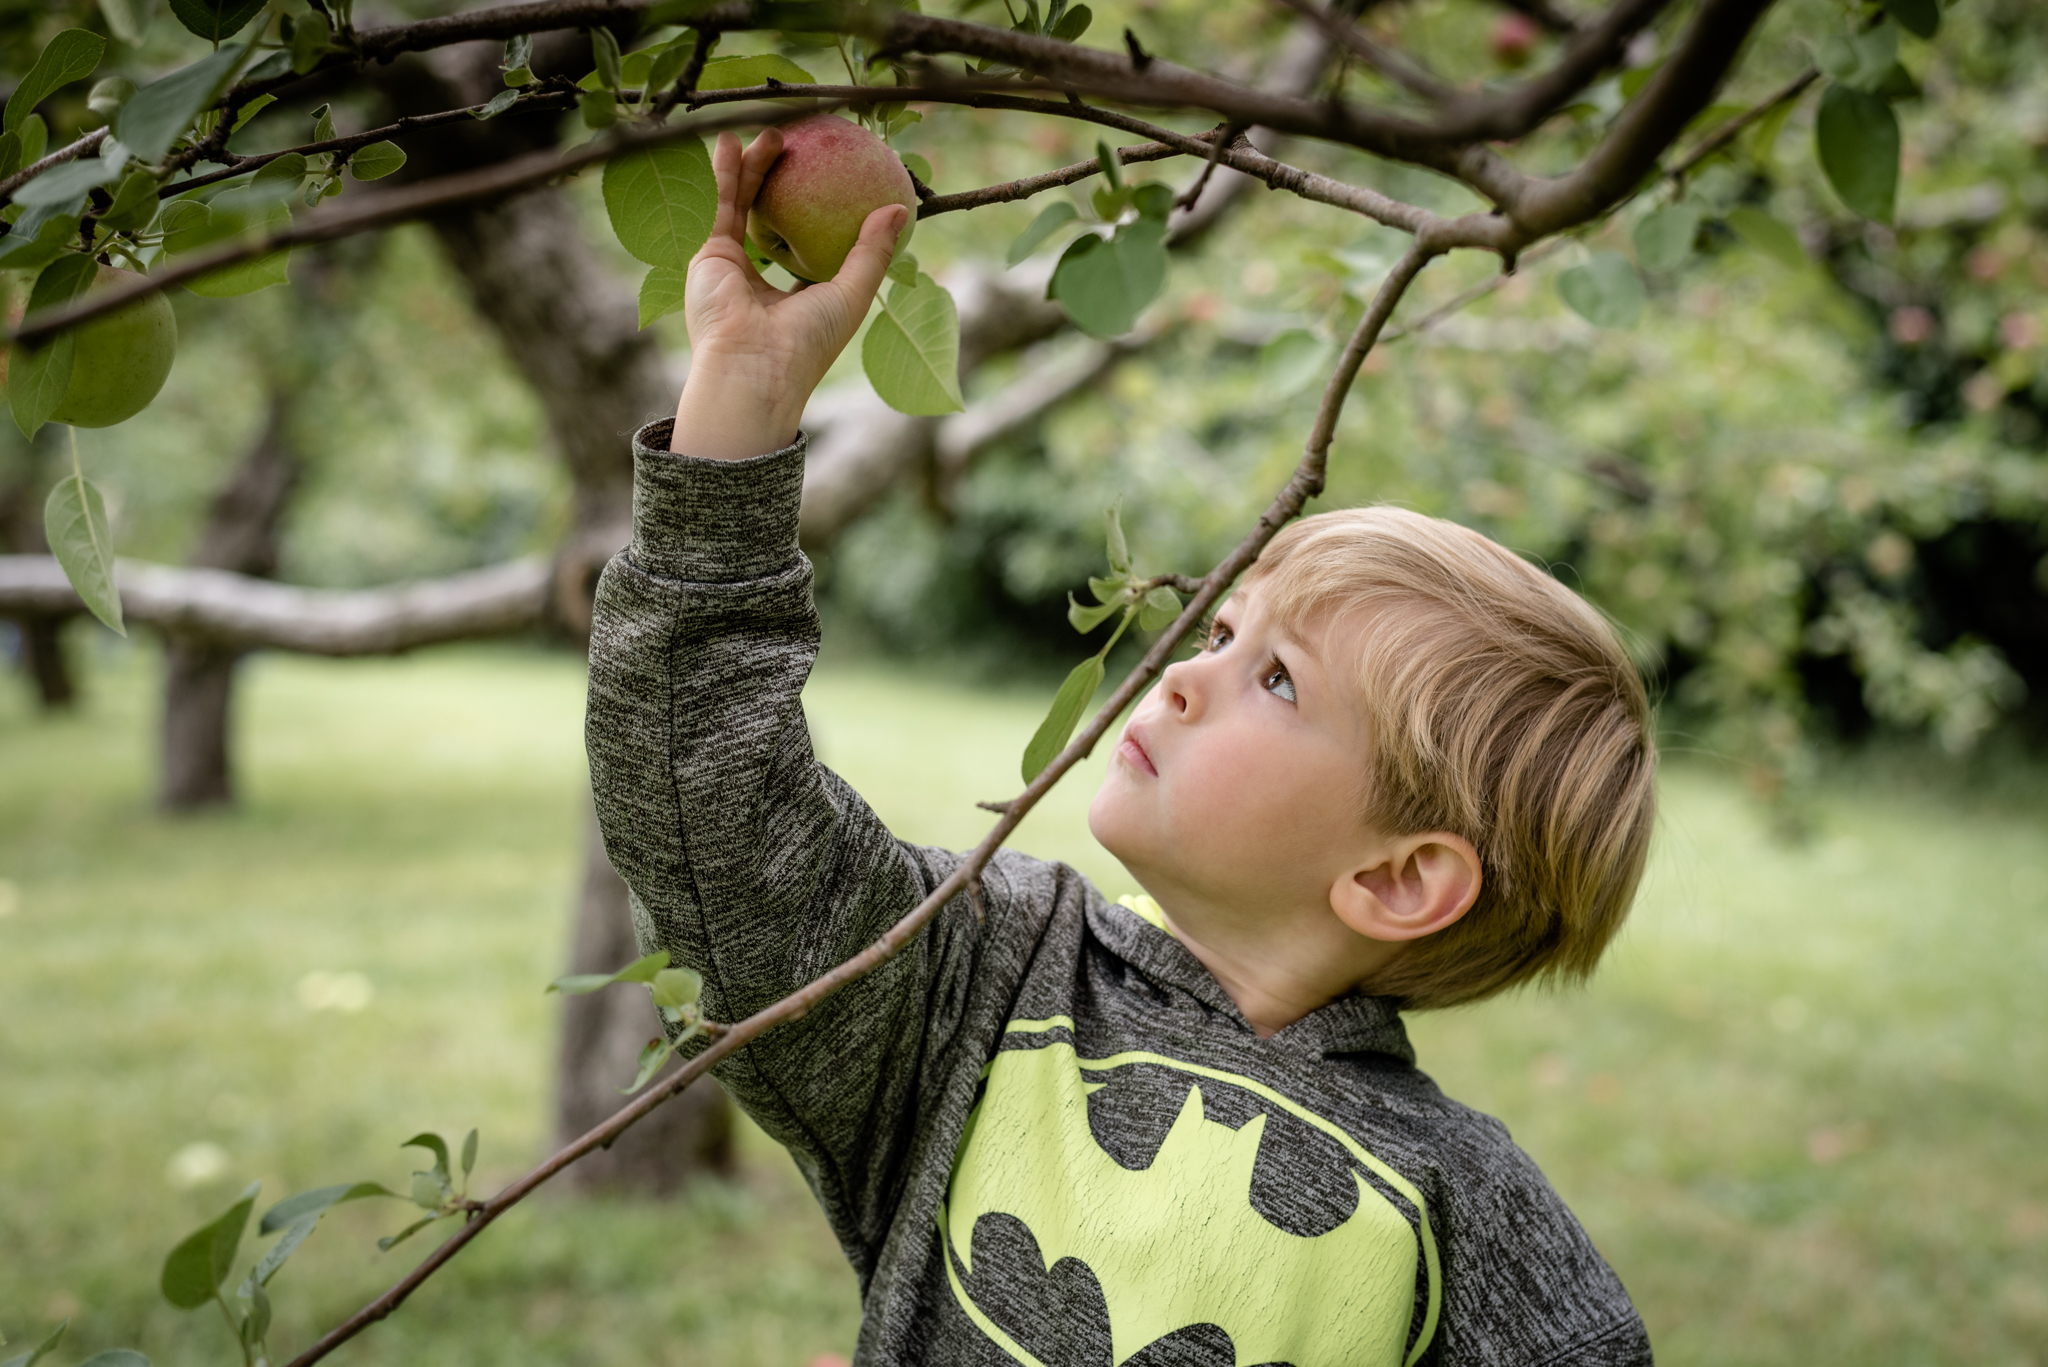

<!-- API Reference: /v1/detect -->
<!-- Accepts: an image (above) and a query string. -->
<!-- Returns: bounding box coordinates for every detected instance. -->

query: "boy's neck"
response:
[1155,899,1402,1038]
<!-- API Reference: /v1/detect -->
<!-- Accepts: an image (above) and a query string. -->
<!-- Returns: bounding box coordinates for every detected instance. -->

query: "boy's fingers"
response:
[827,203,910,309]
[736,126,782,219]
[709,131,746,245]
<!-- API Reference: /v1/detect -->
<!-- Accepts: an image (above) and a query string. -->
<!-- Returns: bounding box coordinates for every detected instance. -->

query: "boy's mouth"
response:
[1117,728,1157,777]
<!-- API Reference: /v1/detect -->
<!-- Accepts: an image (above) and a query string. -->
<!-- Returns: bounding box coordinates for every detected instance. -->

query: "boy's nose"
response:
[1158,658,1204,722]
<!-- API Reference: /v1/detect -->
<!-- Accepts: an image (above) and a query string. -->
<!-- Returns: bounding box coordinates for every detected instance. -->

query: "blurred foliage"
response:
[824,0,2048,800]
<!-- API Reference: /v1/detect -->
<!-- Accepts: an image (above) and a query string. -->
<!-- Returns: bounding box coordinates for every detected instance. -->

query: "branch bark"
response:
[0,555,551,654]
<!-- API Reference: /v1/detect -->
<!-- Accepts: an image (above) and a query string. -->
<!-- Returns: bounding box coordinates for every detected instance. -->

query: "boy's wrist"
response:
[673,349,808,461]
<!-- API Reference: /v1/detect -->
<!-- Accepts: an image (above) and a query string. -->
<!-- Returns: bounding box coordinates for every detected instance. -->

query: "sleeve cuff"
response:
[628,417,808,583]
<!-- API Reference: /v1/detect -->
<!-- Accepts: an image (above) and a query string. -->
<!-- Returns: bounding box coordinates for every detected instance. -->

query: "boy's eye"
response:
[1205,621,1233,652]
[1262,660,1297,704]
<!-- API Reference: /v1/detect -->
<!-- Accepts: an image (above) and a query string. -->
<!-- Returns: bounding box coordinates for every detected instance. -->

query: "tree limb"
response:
[0,128,108,207]
[0,555,551,654]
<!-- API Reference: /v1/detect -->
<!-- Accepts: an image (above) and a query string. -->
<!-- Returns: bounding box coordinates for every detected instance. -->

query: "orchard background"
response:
[1,0,2046,1364]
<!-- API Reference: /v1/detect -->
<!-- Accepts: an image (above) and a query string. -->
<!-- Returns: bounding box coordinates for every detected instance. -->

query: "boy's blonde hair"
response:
[1241,506,1656,1010]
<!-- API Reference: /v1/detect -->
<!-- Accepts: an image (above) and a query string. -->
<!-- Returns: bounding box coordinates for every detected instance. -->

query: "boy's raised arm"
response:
[584,134,955,1268]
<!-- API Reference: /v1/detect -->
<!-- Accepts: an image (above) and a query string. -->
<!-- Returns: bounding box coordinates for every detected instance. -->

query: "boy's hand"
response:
[672,127,908,460]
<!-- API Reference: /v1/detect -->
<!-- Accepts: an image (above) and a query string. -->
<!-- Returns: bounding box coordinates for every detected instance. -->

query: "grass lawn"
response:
[1,641,2044,1367]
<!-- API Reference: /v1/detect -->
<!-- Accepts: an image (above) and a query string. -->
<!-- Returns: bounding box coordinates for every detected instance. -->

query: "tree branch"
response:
[917,135,1208,218]
[0,128,108,207]
[0,555,550,653]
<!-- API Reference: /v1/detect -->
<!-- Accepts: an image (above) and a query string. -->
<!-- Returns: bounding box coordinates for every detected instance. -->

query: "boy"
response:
[586,128,1658,1366]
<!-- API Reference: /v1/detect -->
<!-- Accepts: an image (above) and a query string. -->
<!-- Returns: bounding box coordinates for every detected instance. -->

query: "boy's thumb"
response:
[832,203,912,299]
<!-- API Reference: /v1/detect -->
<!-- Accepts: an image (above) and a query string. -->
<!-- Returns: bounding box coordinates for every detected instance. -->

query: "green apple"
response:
[747,116,918,284]
[48,267,178,428]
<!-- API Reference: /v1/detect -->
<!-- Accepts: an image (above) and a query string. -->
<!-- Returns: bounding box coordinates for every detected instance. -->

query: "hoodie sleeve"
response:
[583,417,992,1277]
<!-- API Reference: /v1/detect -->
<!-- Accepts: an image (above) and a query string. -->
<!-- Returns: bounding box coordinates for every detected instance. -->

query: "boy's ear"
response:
[1330,831,1482,943]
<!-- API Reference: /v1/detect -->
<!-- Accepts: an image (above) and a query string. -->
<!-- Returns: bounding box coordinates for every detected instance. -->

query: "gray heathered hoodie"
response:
[585,420,1653,1367]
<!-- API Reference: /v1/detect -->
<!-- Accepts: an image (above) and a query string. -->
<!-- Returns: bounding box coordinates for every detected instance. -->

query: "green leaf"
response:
[229,92,274,133]
[694,54,818,91]
[1050,2,1092,40]
[101,0,154,45]
[1619,57,1664,100]
[403,1132,451,1177]
[1104,500,1131,575]
[884,250,920,288]
[376,1216,440,1252]
[258,1181,401,1234]
[101,168,160,232]
[160,1182,259,1310]
[18,114,48,167]
[1723,206,1806,269]
[603,139,715,271]
[1138,584,1181,631]
[88,77,136,123]
[591,25,623,90]
[0,212,82,272]
[289,11,329,73]
[1095,138,1122,192]
[349,141,406,181]
[1090,182,1127,222]
[73,1355,150,1367]
[613,951,671,984]
[1049,217,1168,339]
[409,1170,447,1209]
[637,265,688,329]
[1883,0,1937,39]
[626,1037,674,1093]
[245,1213,316,1289]
[13,160,123,208]
[1006,201,1077,266]
[167,0,265,42]
[460,1129,478,1180]
[472,88,520,120]
[1068,593,1121,633]
[6,30,106,137]
[900,151,932,186]
[1556,251,1644,328]
[862,270,964,416]
[243,1276,271,1346]
[502,33,533,73]
[311,103,335,144]
[1130,182,1174,222]
[178,194,290,297]
[1748,96,1795,169]
[1816,82,1899,223]
[1633,203,1701,272]
[0,1319,66,1367]
[620,49,653,92]
[44,471,124,634]
[116,45,242,164]
[1086,574,1125,604]
[650,966,702,1010]
[249,152,307,199]
[0,130,20,181]
[644,36,694,96]
[503,65,533,88]
[1022,653,1107,783]
[8,255,95,440]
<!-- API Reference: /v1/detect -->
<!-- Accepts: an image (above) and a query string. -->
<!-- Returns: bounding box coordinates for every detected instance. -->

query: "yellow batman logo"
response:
[938,1021,1441,1367]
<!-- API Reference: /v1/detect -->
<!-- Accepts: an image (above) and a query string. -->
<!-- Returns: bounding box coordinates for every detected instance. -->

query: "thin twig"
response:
[159,89,580,200]
[1174,123,1243,212]
[0,128,109,209]
[1663,66,1816,182]
[918,134,1210,217]
[1269,0,1456,104]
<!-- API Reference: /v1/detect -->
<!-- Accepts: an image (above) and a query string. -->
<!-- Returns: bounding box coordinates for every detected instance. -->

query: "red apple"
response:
[747,116,918,284]
[1491,13,1541,67]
